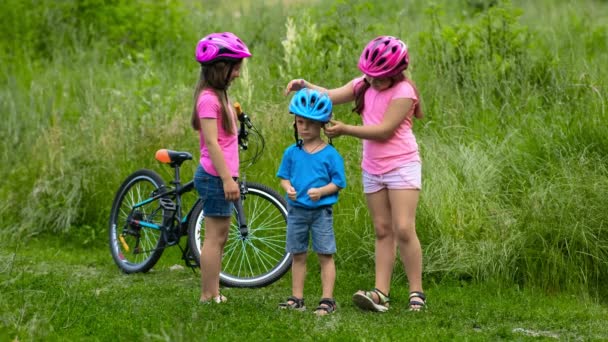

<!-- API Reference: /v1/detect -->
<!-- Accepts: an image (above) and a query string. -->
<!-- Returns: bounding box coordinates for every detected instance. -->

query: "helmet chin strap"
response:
[293,122,303,148]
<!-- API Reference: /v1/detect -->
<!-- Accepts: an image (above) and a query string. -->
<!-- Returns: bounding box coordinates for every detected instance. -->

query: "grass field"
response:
[1,0,607,340]
[1,236,607,341]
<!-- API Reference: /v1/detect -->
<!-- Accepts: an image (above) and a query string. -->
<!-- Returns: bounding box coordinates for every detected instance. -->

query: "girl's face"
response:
[295,116,322,141]
[364,75,392,91]
[227,62,242,85]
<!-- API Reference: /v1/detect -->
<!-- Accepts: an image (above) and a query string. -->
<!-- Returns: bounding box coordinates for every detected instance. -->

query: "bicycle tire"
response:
[188,182,291,288]
[109,169,167,273]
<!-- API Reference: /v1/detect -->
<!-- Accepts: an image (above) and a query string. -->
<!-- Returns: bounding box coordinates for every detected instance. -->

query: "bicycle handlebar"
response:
[234,102,253,129]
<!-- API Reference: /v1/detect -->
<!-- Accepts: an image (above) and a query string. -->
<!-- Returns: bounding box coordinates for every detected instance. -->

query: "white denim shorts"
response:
[362,162,422,194]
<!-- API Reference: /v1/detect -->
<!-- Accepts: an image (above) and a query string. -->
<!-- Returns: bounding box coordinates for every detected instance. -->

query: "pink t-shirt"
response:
[353,77,420,175]
[197,89,239,177]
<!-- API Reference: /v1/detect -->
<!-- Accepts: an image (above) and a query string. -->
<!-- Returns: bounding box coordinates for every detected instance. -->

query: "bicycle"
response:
[108,103,291,288]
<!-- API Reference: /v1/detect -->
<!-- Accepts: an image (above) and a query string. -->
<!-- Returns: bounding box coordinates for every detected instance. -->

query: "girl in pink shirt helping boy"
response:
[284,35,426,312]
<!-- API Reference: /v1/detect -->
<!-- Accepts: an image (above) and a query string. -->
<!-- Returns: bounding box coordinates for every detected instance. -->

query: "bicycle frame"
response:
[126,166,251,246]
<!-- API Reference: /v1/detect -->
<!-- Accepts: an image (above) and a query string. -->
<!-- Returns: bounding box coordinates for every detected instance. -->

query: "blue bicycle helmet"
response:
[289,88,333,123]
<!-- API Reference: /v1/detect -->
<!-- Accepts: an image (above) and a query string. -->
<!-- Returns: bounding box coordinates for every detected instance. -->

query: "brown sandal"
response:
[314,298,337,316]
[278,296,306,311]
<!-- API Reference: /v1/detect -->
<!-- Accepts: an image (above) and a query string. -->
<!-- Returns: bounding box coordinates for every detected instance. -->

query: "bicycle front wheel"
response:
[188,182,291,288]
[109,169,167,273]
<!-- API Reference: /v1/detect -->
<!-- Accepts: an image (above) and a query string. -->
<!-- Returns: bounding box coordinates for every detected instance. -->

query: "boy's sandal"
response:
[278,296,306,311]
[352,288,390,312]
[409,291,426,311]
[314,298,337,316]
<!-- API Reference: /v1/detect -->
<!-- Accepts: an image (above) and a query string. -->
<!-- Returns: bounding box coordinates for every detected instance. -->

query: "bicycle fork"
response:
[236,181,249,239]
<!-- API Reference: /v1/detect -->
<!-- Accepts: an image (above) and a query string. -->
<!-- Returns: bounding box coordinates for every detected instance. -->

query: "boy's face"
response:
[295,116,323,140]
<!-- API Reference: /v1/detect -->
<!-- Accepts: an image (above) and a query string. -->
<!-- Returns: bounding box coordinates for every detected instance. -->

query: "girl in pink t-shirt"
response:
[191,32,251,304]
[284,36,426,312]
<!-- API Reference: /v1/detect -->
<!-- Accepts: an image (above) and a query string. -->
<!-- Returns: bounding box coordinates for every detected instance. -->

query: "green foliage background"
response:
[1,0,607,292]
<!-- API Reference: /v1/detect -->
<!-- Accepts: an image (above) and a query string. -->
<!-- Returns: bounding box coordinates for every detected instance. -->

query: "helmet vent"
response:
[377,57,386,66]
[371,50,379,62]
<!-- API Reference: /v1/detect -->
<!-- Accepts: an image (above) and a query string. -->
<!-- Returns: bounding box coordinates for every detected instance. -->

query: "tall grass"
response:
[1,0,607,293]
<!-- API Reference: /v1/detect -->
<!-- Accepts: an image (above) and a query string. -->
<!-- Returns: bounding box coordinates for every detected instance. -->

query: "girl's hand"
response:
[286,186,297,201]
[324,119,347,138]
[307,188,322,202]
[223,178,240,202]
[284,79,308,96]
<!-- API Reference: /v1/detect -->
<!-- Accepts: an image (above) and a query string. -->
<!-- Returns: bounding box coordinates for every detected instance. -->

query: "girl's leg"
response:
[366,189,395,297]
[388,189,424,305]
[318,254,335,299]
[291,252,307,299]
[200,216,230,301]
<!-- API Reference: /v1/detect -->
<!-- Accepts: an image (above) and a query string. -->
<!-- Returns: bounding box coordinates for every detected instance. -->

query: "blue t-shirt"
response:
[277,143,346,209]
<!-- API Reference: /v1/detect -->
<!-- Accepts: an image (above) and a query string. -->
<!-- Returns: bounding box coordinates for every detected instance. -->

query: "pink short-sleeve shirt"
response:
[353,77,421,175]
[197,89,239,177]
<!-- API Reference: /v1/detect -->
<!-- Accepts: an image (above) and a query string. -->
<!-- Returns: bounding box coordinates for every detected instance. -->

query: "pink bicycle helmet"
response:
[195,32,251,65]
[358,36,409,78]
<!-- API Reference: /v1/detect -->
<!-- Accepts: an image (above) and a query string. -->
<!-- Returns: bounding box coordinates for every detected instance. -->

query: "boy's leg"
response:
[291,252,307,299]
[315,253,336,315]
[318,253,335,299]
[284,206,310,304]
[310,207,337,298]
[200,216,230,301]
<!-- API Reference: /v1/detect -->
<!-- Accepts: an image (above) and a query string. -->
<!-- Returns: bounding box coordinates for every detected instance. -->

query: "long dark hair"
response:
[191,61,239,135]
[353,73,423,119]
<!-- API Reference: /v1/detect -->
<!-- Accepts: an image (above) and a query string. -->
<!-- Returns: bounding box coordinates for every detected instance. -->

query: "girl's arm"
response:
[200,118,240,201]
[325,98,413,141]
[284,79,356,105]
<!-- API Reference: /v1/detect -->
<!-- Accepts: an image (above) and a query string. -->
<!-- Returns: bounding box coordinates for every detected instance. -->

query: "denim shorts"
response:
[286,205,336,255]
[193,165,235,217]
[363,162,422,194]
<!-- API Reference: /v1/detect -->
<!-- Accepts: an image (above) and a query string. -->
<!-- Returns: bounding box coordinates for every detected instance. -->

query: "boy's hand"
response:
[307,188,322,202]
[286,186,297,201]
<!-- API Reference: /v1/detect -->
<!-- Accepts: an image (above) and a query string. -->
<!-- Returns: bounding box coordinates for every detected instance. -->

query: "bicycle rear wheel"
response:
[188,182,291,288]
[109,169,167,273]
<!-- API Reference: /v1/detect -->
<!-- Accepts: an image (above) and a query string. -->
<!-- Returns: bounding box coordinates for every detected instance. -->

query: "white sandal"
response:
[200,293,227,304]
[352,288,390,312]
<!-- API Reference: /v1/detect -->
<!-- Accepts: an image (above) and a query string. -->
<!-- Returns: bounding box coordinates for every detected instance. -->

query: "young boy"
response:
[277,88,346,316]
